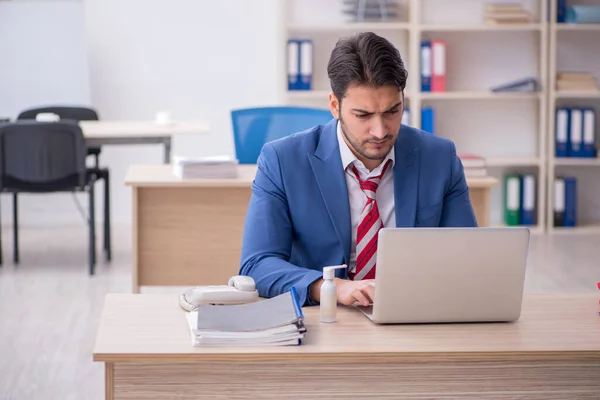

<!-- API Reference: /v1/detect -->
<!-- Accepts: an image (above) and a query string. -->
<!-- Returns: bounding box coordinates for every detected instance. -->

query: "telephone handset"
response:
[178,275,259,312]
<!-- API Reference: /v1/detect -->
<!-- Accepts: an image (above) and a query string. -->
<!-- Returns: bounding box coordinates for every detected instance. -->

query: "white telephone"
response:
[178,275,259,312]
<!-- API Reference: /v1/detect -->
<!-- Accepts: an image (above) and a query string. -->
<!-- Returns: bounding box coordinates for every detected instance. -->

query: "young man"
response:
[239,32,477,307]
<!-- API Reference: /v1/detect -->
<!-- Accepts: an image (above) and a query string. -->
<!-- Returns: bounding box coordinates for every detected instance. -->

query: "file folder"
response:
[287,39,300,91]
[568,108,583,157]
[299,39,313,91]
[421,107,435,134]
[553,178,565,227]
[431,40,446,92]
[421,41,432,92]
[504,175,521,226]
[555,108,569,158]
[583,108,597,158]
[564,177,577,227]
[520,175,536,226]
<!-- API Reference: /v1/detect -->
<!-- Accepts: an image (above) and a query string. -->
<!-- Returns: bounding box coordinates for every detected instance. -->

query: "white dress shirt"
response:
[336,121,396,273]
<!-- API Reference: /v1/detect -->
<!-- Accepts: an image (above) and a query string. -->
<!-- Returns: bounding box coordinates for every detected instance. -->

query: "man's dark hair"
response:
[327,32,408,101]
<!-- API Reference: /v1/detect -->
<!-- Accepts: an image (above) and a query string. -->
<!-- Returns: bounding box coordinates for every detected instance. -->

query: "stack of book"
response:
[172,155,239,179]
[459,154,488,177]
[555,72,599,93]
[185,289,306,347]
[483,2,533,25]
[342,0,403,22]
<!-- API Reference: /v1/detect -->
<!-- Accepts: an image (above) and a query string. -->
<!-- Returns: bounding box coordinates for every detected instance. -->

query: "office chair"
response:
[231,106,333,164]
[0,121,111,274]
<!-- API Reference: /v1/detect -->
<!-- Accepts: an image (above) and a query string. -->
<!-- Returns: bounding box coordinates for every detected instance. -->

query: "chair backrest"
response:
[17,106,99,121]
[0,121,87,192]
[231,106,333,164]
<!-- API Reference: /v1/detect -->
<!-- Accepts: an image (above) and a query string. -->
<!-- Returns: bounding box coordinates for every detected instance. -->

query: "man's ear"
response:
[328,92,340,119]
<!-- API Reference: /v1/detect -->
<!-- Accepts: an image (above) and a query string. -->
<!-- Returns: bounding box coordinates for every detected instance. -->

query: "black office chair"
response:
[0,121,111,274]
[17,106,102,167]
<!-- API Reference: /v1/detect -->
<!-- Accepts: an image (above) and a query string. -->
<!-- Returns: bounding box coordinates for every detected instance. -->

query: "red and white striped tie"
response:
[349,159,392,281]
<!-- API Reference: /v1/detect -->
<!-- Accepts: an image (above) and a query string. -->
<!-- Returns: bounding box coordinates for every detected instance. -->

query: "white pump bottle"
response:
[320,264,347,323]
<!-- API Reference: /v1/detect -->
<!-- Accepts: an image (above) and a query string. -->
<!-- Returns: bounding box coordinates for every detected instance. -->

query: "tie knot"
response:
[350,159,391,199]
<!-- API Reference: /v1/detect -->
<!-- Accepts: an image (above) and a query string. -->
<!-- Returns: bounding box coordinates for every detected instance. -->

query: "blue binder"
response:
[582,108,597,158]
[421,107,434,134]
[557,0,567,22]
[568,108,584,157]
[421,41,432,92]
[287,39,301,91]
[299,39,313,91]
[555,108,569,158]
[520,175,536,226]
[563,177,577,227]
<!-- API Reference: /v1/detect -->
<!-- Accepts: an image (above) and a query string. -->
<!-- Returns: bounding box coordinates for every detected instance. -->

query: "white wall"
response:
[1,0,285,227]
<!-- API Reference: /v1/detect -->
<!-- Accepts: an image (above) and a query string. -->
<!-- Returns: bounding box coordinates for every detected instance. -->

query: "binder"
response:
[504,175,521,226]
[491,77,539,93]
[568,108,584,157]
[583,108,597,158]
[555,108,569,158]
[557,0,567,22]
[421,40,432,92]
[520,175,536,226]
[554,178,565,227]
[299,39,313,91]
[402,107,411,126]
[431,40,446,92]
[287,39,300,91]
[564,177,577,227]
[421,107,435,134]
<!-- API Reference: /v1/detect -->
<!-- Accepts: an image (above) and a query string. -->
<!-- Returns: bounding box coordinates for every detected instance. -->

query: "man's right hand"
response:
[310,278,375,306]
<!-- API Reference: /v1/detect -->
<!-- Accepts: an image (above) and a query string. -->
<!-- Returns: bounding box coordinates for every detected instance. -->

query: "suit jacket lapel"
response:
[394,126,420,227]
[308,119,352,266]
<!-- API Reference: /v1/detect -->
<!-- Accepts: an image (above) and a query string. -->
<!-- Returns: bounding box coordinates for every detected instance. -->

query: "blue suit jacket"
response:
[239,118,477,306]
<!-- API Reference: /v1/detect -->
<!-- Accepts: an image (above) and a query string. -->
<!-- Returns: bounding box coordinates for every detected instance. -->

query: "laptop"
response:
[359,227,530,324]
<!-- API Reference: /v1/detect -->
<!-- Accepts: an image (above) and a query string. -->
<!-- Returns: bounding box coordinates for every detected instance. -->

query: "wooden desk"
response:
[93,293,600,399]
[80,120,210,163]
[125,165,498,293]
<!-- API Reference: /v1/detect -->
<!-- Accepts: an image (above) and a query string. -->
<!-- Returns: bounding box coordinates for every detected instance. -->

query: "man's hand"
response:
[309,278,375,306]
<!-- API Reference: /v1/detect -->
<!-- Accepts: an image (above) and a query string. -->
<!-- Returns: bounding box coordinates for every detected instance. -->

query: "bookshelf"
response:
[282,0,600,235]
[548,0,600,235]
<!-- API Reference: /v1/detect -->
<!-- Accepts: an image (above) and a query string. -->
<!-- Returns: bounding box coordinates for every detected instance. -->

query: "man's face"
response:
[329,84,403,163]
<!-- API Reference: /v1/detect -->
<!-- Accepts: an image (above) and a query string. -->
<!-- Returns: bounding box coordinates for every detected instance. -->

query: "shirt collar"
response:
[336,120,395,173]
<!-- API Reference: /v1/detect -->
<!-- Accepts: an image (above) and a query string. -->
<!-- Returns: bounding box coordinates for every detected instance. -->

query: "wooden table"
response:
[125,164,498,293]
[93,293,600,399]
[80,120,210,163]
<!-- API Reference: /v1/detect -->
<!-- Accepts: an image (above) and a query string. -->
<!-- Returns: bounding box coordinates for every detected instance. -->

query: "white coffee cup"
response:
[155,111,172,125]
[36,112,60,122]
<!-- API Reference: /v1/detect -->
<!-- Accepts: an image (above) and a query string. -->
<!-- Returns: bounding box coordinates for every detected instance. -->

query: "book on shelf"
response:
[184,288,306,347]
[491,77,539,93]
[341,0,404,22]
[553,177,577,227]
[555,72,599,93]
[555,107,597,158]
[287,39,313,91]
[459,154,488,177]
[483,2,533,25]
[172,155,239,179]
[420,40,445,93]
[504,174,536,226]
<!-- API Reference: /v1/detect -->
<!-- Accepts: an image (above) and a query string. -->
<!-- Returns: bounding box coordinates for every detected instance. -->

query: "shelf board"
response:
[555,91,600,99]
[420,23,542,32]
[549,224,600,235]
[287,22,410,32]
[555,23,600,31]
[286,90,330,100]
[486,157,541,167]
[553,158,600,167]
[420,91,541,100]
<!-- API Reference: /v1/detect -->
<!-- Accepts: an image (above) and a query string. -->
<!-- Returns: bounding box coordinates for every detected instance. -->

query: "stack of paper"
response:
[555,72,599,93]
[172,155,239,179]
[185,289,306,347]
[342,0,404,22]
[459,154,488,177]
[483,2,533,24]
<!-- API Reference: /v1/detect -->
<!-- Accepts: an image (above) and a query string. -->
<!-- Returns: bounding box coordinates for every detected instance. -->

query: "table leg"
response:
[163,138,171,164]
[105,363,114,400]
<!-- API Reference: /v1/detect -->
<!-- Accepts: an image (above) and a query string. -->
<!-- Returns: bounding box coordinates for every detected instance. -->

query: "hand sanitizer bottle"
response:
[320,264,347,323]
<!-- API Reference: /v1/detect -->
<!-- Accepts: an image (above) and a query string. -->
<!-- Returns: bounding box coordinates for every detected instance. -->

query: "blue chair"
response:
[231,106,333,164]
